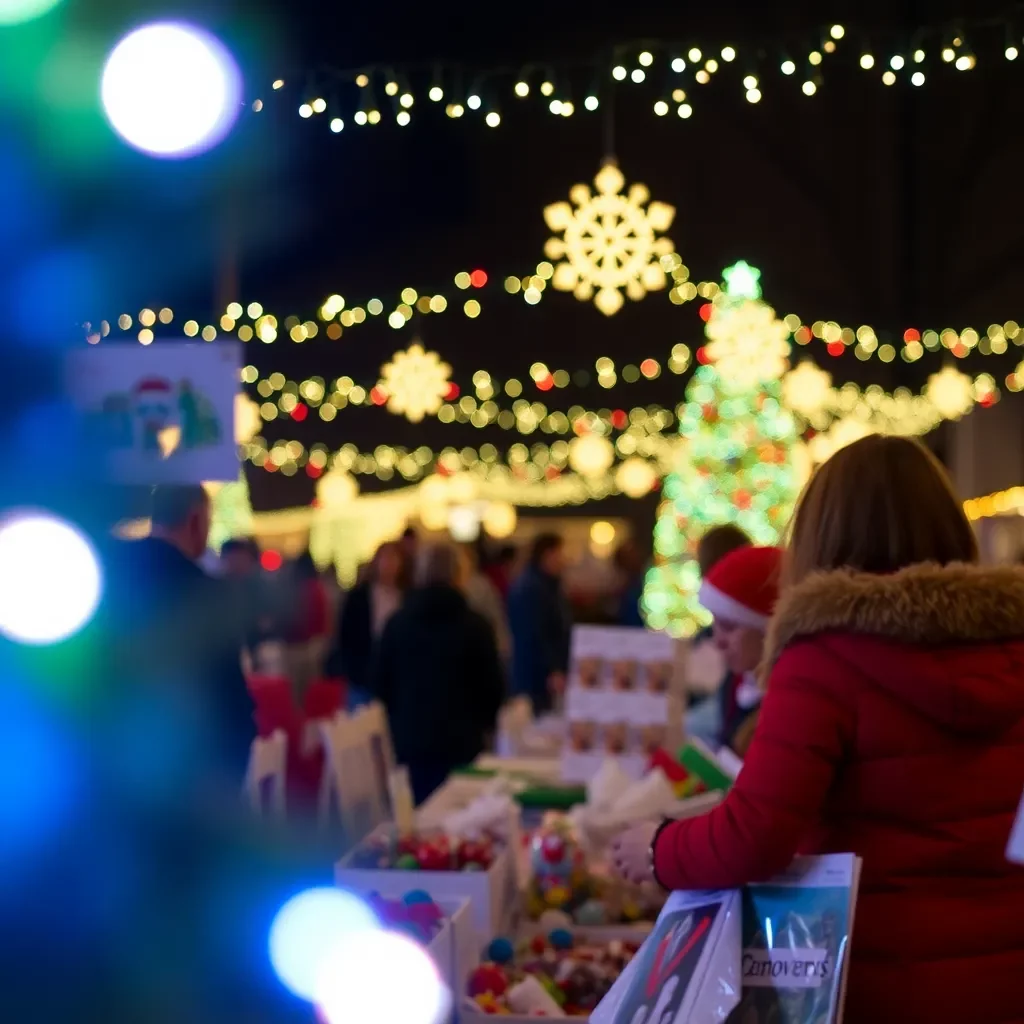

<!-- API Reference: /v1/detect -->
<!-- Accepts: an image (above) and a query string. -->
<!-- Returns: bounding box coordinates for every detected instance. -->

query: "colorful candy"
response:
[366,891,446,944]
[349,829,499,872]
[466,933,639,1017]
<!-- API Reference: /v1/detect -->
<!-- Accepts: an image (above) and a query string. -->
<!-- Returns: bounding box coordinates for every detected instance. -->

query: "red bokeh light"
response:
[826,341,845,357]
[903,328,921,343]
[264,461,278,472]
[537,374,554,391]
[470,269,488,288]
[640,358,657,377]
[445,382,460,400]
[696,346,709,364]
[611,409,628,429]
[699,303,713,322]
[306,463,323,478]
[370,386,388,406]
[291,403,308,421]
[260,550,283,572]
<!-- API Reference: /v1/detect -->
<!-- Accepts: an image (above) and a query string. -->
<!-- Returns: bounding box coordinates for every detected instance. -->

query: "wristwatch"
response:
[648,817,674,890]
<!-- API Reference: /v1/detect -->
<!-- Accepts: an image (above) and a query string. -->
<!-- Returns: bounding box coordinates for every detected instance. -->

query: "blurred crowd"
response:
[103,487,651,803]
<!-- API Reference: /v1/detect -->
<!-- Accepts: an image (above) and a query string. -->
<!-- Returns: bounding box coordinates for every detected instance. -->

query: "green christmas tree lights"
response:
[208,471,254,552]
[643,262,800,637]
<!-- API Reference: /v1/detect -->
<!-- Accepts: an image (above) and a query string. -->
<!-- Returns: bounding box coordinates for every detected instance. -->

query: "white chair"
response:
[243,730,288,819]
[318,711,389,839]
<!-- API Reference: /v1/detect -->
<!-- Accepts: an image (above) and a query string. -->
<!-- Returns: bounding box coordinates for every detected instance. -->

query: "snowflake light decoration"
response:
[925,365,974,420]
[378,342,451,423]
[782,360,834,421]
[704,262,791,388]
[543,162,676,316]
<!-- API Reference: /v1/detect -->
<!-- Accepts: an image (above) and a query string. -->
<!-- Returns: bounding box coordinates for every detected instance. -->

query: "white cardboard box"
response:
[335,824,516,947]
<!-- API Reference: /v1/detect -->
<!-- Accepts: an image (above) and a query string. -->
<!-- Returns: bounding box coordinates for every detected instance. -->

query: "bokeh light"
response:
[101,22,241,158]
[316,929,451,1024]
[0,512,101,645]
[0,0,61,25]
[269,887,379,1001]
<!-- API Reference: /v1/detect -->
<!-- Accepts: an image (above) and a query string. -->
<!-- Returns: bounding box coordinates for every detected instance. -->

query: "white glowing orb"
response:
[0,513,102,645]
[317,930,451,1024]
[101,22,241,158]
[269,888,379,1002]
[0,0,62,25]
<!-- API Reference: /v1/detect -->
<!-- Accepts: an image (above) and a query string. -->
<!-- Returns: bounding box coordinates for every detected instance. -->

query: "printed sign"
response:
[727,854,861,1024]
[67,342,240,484]
[742,947,833,989]
[562,625,684,782]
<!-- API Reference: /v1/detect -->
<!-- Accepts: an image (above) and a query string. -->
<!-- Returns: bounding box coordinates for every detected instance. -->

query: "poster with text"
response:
[562,625,684,782]
[727,854,861,1024]
[68,342,241,484]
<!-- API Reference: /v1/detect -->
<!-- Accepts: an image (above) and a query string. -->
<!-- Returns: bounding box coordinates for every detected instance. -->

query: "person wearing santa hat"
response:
[698,544,783,756]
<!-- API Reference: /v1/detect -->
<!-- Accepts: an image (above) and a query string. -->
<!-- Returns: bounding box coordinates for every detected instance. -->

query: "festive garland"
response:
[250,18,1024,134]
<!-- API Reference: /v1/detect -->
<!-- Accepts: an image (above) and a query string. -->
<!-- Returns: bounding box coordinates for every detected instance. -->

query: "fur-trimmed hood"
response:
[761,562,1024,735]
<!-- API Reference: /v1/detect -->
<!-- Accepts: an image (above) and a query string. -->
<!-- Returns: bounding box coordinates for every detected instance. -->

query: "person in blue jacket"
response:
[507,532,572,713]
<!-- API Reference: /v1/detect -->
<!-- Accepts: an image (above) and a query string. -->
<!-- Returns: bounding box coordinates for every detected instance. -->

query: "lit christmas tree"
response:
[643,261,800,637]
[207,471,254,552]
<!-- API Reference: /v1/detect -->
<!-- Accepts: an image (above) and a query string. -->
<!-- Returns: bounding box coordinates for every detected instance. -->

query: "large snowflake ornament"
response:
[379,342,451,423]
[543,162,676,316]
[705,298,791,387]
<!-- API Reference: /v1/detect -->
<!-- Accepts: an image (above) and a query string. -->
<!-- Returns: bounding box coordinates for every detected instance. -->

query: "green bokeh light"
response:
[0,0,62,26]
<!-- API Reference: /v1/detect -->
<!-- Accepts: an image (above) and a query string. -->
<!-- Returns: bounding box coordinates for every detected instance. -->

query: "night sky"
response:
[28,0,1024,516]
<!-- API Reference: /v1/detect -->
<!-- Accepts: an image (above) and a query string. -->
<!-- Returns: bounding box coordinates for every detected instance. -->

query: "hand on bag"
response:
[610,820,660,886]
[547,671,566,695]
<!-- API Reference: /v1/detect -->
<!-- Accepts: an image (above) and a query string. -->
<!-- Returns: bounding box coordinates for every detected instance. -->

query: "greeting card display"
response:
[728,854,862,1024]
[563,626,684,783]
[67,342,241,483]
[590,889,742,1024]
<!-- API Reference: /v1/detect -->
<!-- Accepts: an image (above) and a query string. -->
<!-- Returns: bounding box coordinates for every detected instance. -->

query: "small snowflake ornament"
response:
[378,342,452,423]
[543,162,676,316]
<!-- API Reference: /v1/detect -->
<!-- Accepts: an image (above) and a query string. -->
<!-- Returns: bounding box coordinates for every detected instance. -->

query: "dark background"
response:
[15,0,1024,516]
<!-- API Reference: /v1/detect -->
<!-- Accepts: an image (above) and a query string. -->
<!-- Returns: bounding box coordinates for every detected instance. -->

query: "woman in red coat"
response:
[612,435,1024,1023]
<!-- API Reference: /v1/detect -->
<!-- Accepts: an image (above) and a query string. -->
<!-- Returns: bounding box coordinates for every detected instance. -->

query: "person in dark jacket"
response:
[100,484,253,786]
[507,532,572,713]
[612,435,1024,1024]
[325,540,408,707]
[372,542,504,804]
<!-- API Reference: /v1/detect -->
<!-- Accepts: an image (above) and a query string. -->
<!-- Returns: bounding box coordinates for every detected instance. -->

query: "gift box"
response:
[335,823,517,947]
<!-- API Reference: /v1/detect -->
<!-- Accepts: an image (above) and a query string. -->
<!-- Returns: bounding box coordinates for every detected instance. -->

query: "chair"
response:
[318,711,388,841]
[244,729,288,818]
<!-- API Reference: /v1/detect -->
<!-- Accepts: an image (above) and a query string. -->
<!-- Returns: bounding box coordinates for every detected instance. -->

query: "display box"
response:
[335,824,517,946]
[459,925,663,1024]
[426,899,474,1024]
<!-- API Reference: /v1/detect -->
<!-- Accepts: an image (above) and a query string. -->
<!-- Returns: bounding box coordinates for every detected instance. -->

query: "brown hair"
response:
[785,434,977,587]
[369,540,412,589]
[697,524,751,577]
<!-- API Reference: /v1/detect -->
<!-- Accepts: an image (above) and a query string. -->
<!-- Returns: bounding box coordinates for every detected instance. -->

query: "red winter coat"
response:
[653,563,1024,1024]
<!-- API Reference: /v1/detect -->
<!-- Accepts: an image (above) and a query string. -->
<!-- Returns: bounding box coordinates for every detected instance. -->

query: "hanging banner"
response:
[67,342,240,484]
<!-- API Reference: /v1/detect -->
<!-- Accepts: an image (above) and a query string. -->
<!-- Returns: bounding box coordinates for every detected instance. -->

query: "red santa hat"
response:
[698,545,784,631]
[134,377,172,396]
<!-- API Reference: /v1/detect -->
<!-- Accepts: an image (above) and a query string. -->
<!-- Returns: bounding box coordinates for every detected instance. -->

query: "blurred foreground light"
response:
[101,22,241,158]
[269,888,379,1002]
[0,0,61,23]
[316,930,451,1024]
[0,512,101,645]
